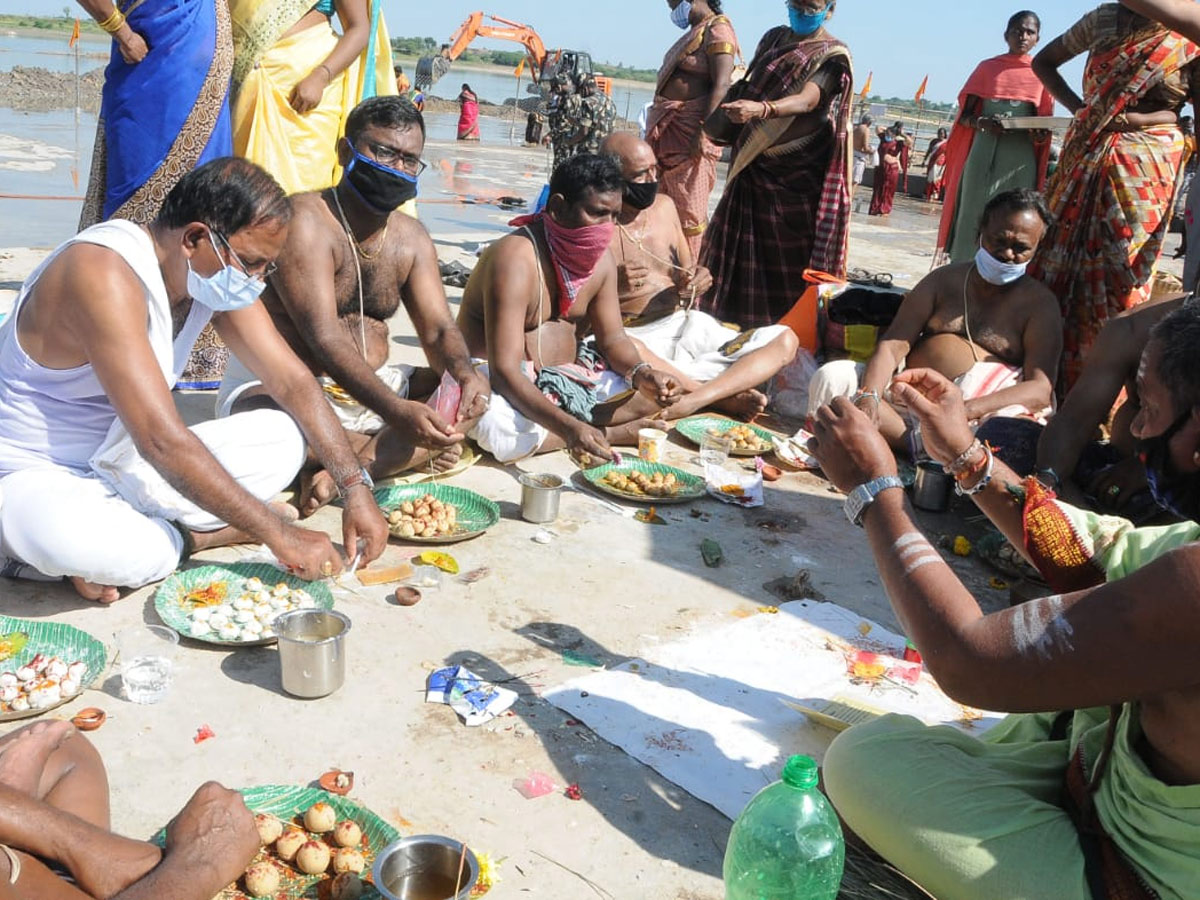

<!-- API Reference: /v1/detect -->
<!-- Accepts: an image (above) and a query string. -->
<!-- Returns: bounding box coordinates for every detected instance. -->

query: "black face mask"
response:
[344,148,419,213]
[1138,410,1200,522]
[623,179,659,211]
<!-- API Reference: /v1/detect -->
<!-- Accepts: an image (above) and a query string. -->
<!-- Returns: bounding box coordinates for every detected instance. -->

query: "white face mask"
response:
[186,232,267,312]
[974,245,1028,286]
[671,1,693,29]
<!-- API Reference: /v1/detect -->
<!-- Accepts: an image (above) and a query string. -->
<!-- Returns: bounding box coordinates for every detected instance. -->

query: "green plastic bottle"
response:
[723,755,845,900]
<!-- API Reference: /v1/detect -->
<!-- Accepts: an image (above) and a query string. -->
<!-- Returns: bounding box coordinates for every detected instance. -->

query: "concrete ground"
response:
[0,119,1188,898]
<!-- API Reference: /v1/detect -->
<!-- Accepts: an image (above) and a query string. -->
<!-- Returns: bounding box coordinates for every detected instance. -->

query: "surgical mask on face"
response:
[671,1,692,29]
[186,233,266,312]
[344,147,419,213]
[974,244,1028,286]
[788,2,831,36]
[624,179,659,211]
[1139,411,1200,522]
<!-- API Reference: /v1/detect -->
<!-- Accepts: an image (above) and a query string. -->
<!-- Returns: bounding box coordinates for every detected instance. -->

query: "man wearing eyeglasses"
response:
[217,96,490,516]
[0,158,389,603]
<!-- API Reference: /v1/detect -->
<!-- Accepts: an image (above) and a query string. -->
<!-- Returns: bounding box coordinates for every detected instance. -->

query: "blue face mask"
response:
[788,3,831,36]
[186,231,267,312]
[671,1,692,29]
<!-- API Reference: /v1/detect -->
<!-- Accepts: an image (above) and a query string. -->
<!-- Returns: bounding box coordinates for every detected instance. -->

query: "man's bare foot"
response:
[69,577,120,605]
[0,721,74,795]
[69,834,163,900]
[713,388,769,421]
[269,500,300,524]
[415,443,463,475]
[299,469,340,519]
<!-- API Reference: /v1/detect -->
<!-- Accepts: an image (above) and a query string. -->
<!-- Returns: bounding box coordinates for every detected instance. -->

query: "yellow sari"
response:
[230,0,397,195]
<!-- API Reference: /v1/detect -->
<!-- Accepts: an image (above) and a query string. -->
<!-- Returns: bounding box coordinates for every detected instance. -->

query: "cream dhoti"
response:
[626,309,790,383]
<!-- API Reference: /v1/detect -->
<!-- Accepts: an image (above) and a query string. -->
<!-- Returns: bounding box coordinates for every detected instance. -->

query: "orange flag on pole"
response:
[514,57,526,79]
[914,74,929,104]
[68,17,80,48]
[859,71,873,100]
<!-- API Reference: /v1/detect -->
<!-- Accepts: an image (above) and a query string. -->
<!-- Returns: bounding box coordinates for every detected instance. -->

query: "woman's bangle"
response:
[98,8,126,34]
[852,390,880,407]
[626,361,651,388]
[316,63,334,82]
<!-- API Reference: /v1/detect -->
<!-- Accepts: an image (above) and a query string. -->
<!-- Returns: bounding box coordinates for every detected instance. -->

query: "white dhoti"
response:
[216,352,414,434]
[0,409,305,589]
[626,310,791,383]
[468,362,626,463]
[807,359,866,416]
[853,150,873,186]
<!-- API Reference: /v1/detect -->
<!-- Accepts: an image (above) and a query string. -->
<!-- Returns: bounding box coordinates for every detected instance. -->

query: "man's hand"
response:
[889,369,977,467]
[289,70,328,113]
[565,419,614,462]
[114,23,148,63]
[634,367,681,407]
[1087,457,1150,513]
[620,259,653,295]
[853,392,882,427]
[270,525,344,580]
[456,370,491,423]
[679,266,713,298]
[340,487,388,566]
[976,115,1004,136]
[391,401,465,448]
[164,782,260,889]
[809,397,898,493]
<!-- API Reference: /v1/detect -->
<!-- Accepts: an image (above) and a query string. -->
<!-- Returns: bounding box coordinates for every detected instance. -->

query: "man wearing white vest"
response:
[0,158,387,603]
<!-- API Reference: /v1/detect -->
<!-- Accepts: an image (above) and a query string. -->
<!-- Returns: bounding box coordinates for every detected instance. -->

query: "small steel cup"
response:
[912,461,952,512]
[519,473,563,524]
[373,835,479,900]
[274,609,351,699]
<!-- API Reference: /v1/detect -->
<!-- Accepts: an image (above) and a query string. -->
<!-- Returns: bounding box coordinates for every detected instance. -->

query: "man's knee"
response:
[808,359,862,415]
[774,328,800,363]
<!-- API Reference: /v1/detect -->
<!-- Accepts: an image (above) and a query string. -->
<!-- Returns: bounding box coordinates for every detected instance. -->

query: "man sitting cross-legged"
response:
[0,159,387,601]
[457,153,681,463]
[601,131,799,422]
[216,97,491,515]
[808,188,1062,455]
[0,720,260,899]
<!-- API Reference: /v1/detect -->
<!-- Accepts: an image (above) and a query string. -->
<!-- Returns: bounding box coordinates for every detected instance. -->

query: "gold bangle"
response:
[98,8,126,34]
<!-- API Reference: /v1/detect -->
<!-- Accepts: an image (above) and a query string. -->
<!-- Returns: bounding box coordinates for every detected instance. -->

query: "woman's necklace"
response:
[332,184,389,260]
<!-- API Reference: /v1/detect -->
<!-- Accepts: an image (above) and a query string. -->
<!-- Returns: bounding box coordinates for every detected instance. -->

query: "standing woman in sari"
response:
[869,122,909,215]
[923,127,949,202]
[457,84,481,141]
[1030,4,1200,392]
[230,0,397,196]
[699,0,852,329]
[646,0,739,259]
[77,0,234,390]
[936,11,1054,265]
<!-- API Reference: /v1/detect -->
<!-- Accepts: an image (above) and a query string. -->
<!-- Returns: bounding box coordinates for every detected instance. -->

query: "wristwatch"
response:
[336,466,375,499]
[843,475,905,527]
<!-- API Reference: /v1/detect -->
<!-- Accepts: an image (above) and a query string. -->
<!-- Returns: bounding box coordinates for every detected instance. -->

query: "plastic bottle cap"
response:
[781,754,819,790]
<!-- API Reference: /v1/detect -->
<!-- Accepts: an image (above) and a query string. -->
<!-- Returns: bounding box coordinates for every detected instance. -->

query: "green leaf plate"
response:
[154,563,334,648]
[673,415,776,456]
[374,483,500,544]
[154,784,400,900]
[582,459,706,505]
[0,614,107,722]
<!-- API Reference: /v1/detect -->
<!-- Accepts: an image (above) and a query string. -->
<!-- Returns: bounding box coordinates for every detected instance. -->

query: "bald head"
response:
[601,131,657,182]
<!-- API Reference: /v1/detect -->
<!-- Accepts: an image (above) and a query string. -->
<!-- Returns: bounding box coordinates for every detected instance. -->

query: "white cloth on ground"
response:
[216,351,414,433]
[0,219,211,478]
[469,361,626,463]
[806,357,1049,422]
[625,310,790,383]
[0,409,305,589]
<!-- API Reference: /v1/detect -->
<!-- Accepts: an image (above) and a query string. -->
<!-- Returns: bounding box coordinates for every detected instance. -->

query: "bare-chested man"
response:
[457,153,681,463]
[852,113,874,186]
[809,188,1062,452]
[0,720,259,899]
[1036,291,1189,515]
[216,97,490,515]
[0,159,386,602]
[811,349,1200,898]
[602,131,798,421]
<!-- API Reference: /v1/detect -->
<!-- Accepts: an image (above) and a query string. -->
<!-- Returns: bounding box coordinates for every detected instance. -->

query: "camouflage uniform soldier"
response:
[577,74,617,155]
[548,74,584,172]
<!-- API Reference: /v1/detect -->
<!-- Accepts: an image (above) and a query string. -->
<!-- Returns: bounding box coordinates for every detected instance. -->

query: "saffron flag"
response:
[68,17,80,48]
[914,74,929,104]
[859,71,873,100]
[514,57,526,79]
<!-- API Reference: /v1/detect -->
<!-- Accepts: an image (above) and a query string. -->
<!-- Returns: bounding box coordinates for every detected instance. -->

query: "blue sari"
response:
[81,0,234,226]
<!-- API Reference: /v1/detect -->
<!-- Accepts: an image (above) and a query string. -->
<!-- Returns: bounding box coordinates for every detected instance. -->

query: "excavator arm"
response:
[415,12,548,89]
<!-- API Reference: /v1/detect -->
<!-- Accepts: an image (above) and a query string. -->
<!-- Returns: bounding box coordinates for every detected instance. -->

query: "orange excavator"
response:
[415,11,613,97]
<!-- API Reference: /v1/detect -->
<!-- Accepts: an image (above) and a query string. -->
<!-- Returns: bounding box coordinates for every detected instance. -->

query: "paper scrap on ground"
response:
[544,601,1002,820]
[426,665,517,727]
[704,462,764,507]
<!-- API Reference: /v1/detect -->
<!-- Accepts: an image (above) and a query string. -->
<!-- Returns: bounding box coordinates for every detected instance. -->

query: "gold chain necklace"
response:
[332,185,389,260]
